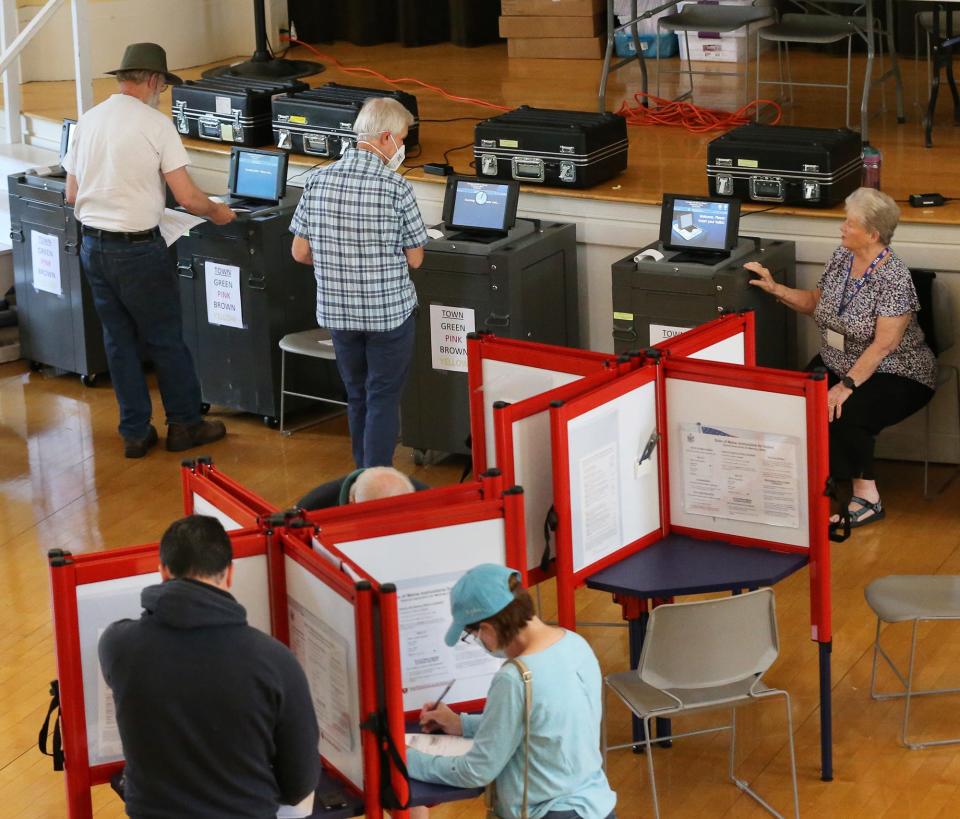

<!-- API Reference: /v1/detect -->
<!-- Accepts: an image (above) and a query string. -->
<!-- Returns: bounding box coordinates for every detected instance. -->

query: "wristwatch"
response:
[840,375,857,391]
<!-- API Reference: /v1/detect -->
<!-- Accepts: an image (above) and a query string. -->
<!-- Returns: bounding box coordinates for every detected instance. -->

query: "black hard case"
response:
[272,83,419,158]
[707,124,862,208]
[172,76,308,147]
[473,107,628,189]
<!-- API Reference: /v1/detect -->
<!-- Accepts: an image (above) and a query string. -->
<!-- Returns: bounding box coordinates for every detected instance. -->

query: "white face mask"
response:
[384,134,405,173]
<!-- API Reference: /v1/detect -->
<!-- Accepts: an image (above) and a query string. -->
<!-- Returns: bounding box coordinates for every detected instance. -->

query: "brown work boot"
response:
[124,425,158,459]
[166,419,227,452]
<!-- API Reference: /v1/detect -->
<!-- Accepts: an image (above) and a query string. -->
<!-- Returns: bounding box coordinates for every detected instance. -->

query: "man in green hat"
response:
[64,43,236,458]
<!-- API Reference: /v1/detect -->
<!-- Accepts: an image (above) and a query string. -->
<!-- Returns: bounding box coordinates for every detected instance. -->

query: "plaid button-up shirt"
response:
[290,147,428,332]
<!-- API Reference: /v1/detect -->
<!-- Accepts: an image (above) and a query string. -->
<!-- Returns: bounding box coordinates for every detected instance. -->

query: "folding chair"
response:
[866,575,960,749]
[602,589,800,819]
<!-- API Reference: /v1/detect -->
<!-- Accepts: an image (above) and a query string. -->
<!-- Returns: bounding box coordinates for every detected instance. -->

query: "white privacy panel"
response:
[480,358,580,468]
[666,377,809,547]
[566,380,661,573]
[285,556,363,791]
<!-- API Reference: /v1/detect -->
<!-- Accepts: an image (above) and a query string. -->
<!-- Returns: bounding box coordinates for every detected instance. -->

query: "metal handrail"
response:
[0,0,92,144]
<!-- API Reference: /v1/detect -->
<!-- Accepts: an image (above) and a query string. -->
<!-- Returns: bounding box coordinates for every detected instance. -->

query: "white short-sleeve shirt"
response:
[62,93,190,232]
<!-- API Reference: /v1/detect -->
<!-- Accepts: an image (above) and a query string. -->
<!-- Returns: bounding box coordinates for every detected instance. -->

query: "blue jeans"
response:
[81,233,203,439]
[330,311,416,468]
[543,812,617,819]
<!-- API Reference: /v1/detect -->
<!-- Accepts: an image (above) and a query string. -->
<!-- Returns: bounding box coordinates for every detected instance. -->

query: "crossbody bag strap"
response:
[511,658,533,819]
[484,658,534,819]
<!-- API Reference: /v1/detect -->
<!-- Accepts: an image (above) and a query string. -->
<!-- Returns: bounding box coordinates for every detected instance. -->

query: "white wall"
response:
[92,146,960,466]
[15,0,288,83]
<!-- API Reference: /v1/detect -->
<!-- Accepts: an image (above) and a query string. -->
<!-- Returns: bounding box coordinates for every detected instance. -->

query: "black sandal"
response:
[848,496,885,529]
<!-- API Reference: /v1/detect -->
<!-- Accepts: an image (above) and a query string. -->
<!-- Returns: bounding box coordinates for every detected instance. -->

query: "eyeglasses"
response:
[460,631,479,646]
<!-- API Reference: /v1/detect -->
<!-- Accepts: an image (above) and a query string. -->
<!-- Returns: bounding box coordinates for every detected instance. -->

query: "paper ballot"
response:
[277,792,315,818]
[405,733,475,756]
[159,208,205,247]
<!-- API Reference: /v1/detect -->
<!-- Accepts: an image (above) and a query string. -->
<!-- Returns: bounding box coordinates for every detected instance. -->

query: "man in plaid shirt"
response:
[291,97,427,467]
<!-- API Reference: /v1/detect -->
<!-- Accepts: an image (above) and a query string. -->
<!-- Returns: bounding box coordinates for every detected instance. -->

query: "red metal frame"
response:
[492,368,620,586]
[379,585,411,818]
[308,493,525,719]
[277,531,381,817]
[662,356,831,641]
[47,530,270,819]
[467,333,616,476]
[301,479,494,529]
[654,311,757,367]
[180,460,278,528]
[550,364,667,628]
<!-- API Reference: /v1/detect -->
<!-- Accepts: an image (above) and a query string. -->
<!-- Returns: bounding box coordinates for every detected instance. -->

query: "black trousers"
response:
[808,356,935,481]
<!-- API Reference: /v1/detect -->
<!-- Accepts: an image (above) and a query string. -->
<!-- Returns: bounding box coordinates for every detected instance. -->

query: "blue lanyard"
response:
[838,247,889,315]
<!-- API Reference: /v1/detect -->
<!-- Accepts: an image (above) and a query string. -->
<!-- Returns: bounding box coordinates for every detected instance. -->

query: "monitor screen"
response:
[660,194,740,252]
[443,176,519,234]
[229,147,287,203]
[59,119,76,164]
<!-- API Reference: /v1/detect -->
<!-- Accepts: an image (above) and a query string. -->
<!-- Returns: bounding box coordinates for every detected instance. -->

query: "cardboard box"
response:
[507,35,605,58]
[501,0,604,17]
[499,14,604,38]
[677,34,769,62]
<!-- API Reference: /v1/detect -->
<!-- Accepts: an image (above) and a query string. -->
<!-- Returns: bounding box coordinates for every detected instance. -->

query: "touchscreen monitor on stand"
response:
[659,194,741,264]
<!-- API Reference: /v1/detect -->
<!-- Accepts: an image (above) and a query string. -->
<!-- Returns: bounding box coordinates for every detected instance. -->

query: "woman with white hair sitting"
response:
[746,187,937,528]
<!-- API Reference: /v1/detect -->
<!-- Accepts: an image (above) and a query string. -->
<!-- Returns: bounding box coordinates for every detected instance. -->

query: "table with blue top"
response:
[585,533,833,780]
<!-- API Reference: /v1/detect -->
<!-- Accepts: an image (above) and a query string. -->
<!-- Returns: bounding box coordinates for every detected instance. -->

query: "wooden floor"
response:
[12,39,960,223]
[2,351,960,818]
[3,40,960,819]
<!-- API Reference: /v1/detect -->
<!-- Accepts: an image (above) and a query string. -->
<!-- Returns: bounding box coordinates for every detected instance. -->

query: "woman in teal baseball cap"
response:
[406,564,617,819]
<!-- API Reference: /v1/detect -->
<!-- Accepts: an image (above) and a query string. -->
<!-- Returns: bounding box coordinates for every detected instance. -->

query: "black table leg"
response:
[819,640,833,782]
[946,41,960,124]
[926,45,943,148]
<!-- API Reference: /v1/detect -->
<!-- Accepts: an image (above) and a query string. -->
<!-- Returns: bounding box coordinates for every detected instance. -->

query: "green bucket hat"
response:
[107,43,183,86]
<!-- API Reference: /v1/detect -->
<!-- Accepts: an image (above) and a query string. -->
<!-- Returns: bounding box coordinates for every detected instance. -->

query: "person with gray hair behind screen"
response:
[290,97,428,468]
[746,187,936,529]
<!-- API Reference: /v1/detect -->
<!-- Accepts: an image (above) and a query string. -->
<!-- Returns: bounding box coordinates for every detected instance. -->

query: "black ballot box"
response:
[175,191,343,424]
[401,219,579,460]
[611,237,797,369]
[8,169,107,383]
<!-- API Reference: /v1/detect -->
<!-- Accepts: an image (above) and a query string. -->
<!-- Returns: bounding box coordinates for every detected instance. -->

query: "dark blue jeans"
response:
[81,233,203,440]
[330,311,416,468]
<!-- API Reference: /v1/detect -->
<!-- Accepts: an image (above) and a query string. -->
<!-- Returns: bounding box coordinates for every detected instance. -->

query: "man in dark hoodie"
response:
[98,515,319,818]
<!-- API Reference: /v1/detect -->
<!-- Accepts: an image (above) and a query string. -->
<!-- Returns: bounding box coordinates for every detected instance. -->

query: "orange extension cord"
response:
[289,37,511,114]
[289,37,780,132]
[617,91,781,132]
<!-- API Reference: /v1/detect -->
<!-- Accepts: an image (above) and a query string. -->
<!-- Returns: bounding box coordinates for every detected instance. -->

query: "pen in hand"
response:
[432,679,455,711]
[420,679,456,733]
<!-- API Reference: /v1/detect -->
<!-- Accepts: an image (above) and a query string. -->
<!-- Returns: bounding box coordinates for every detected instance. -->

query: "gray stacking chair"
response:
[756,0,904,141]
[602,588,800,819]
[865,575,960,749]
[656,2,777,106]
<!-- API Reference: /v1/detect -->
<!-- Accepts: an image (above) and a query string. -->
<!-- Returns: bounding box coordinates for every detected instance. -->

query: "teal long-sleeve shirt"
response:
[405,630,616,819]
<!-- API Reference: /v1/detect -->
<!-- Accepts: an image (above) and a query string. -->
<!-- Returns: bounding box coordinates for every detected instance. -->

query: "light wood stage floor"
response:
[2,40,960,819]
[11,39,960,223]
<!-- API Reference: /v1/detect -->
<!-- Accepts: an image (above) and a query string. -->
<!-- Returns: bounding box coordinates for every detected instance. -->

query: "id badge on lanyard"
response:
[826,328,845,352]
[838,247,889,316]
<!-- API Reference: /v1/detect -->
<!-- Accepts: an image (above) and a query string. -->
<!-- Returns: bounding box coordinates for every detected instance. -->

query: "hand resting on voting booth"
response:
[404,564,618,819]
